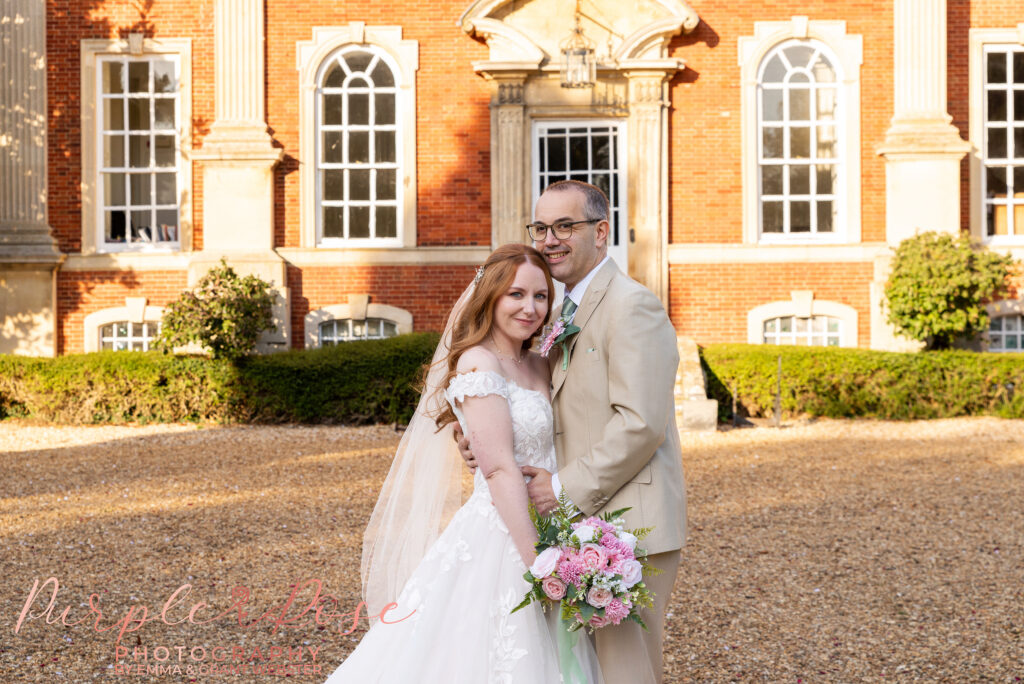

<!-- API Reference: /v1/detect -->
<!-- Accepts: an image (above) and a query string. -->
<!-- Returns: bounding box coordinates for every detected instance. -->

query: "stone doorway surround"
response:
[458,0,700,303]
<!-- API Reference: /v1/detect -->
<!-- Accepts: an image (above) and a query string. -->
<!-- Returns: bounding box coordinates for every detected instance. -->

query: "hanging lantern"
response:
[560,2,595,89]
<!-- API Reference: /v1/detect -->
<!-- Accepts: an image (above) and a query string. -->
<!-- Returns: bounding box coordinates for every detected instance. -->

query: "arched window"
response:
[758,40,840,237]
[100,321,161,351]
[317,47,400,243]
[319,317,399,345]
[763,315,840,346]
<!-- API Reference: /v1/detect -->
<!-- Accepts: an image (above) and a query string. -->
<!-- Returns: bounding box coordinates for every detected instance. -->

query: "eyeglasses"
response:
[525,219,598,241]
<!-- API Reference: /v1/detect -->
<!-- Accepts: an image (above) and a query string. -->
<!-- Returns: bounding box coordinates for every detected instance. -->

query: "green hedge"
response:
[701,344,1024,421]
[0,333,439,425]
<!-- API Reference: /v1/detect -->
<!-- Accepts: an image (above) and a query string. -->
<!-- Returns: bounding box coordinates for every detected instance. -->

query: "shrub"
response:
[702,344,1024,421]
[0,333,440,425]
[885,232,1014,350]
[156,259,276,360]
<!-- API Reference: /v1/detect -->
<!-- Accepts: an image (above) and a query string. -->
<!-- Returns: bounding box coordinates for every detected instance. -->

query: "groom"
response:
[462,180,686,684]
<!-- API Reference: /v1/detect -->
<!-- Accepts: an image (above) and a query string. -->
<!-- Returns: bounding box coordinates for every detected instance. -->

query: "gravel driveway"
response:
[1,418,1021,682]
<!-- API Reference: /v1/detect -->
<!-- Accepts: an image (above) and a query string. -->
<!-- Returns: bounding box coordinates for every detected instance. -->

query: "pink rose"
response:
[589,614,610,629]
[620,559,643,588]
[580,543,608,571]
[541,576,567,601]
[529,547,562,579]
[586,586,613,608]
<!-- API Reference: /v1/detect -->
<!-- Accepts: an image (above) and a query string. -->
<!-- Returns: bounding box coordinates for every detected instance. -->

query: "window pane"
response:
[1016,92,1024,123]
[827,318,840,333]
[348,93,369,125]
[779,317,792,333]
[128,62,149,93]
[764,319,777,333]
[374,130,395,163]
[349,131,369,163]
[130,210,151,241]
[104,173,126,205]
[816,165,835,194]
[791,201,811,232]
[104,62,124,94]
[810,55,835,83]
[762,89,783,122]
[104,135,125,167]
[104,99,124,130]
[1015,166,1024,195]
[760,165,783,195]
[323,132,343,163]
[591,172,611,199]
[128,135,150,167]
[129,174,151,205]
[988,128,1007,159]
[988,91,1007,122]
[377,169,396,200]
[155,173,176,204]
[383,321,397,336]
[570,136,587,169]
[990,317,1003,332]
[374,93,395,125]
[592,136,611,169]
[323,94,342,125]
[344,51,374,74]
[128,99,150,130]
[790,88,810,120]
[790,127,810,158]
[154,135,175,167]
[367,319,380,336]
[323,63,345,88]
[323,169,344,200]
[815,88,838,121]
[153,99,174,130]
[1005,316,1020,331]
[1014,128,1024,160]
[790,165,810,194]
[762,127,783,158]
[377,206,397,238]
[987,166,1008,197]
[763,55,786,82]
[350,169,370,200]
[371,61,394,88]
[323,206,344,238]
[152,60,176,93]
[349,206,370,238]
[785,45,814,69]
[817,201,834,232]
[1007,336,1020,350]
[106,210,127,242]
[1014,53,1024,82]
[547,136,566,171]
[988,52,1007,84]
[155,210,178,241]
[762,201,784,233]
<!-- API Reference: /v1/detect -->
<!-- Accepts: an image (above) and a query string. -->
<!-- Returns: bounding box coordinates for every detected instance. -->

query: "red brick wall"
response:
[668,3,894,245]
[669,262,874,347]
[57,270,189,353]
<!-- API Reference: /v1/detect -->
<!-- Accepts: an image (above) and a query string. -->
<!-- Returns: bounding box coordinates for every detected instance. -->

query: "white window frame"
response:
[747,293,858,347]
[985,299,1024,352]
[81,38,192,255]
[304,302,412,348]
[297,24,418,249]
[82,298,165,353]
[969,28,1024,245]
[762,315,842,347]
[739,17,862,245]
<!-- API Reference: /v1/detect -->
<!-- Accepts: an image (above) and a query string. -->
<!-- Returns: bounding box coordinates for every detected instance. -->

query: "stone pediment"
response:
[458,0,699,71]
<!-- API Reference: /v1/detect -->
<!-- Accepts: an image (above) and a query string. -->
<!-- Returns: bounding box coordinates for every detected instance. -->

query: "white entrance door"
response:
[532,121,628,282]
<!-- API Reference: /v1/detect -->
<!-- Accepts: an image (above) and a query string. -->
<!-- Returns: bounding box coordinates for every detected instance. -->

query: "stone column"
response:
[878,0,969,244]
[0,0,64,356]
[625,71,672,305]
[488,76,529,247]
[190,0,289,351]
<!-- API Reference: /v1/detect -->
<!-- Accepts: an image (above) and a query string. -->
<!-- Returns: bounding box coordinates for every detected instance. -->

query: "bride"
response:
[325,244,602,683]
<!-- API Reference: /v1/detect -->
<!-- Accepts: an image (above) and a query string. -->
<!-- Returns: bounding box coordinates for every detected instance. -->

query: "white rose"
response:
[619,532,638,551]
[620,559,643,588]
[529,547,562,579]
[571,524,597,544]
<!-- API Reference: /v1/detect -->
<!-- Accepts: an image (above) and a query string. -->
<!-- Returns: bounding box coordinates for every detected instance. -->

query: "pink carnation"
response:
[558,556,585,589]
[604,599,630,625]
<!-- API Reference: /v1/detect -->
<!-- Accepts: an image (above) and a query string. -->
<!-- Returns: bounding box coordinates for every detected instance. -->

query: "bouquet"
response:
[512,492,658,632]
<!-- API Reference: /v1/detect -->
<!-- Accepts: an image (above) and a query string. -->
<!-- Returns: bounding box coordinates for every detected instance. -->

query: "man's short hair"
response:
[543,180,609,223]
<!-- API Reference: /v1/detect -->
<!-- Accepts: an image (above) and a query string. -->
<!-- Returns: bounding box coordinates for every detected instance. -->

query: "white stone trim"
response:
[747,294,858,347]
[82,299,165,352]
[304,301,413,348]
[277,246,489,266]
[738,18,862,245]
[297,25,418,249]
[80,38,193,255]
[968,28,1024,245]
[668,242,888,264]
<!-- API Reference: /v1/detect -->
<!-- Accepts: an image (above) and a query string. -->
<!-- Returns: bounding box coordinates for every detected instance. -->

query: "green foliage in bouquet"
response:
[156,259,275,361]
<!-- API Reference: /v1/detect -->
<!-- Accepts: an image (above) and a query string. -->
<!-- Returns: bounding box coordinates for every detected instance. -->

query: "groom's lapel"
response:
[551,260,617,399]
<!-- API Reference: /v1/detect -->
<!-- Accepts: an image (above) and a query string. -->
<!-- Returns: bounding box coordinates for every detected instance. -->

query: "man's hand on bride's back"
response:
[453,423,477,473]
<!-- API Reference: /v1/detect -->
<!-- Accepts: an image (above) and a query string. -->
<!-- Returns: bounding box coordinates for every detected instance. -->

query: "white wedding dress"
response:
[326,370,601,684]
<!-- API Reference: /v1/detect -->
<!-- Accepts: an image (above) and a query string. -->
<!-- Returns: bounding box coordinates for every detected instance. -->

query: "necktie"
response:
[560,298,577,320]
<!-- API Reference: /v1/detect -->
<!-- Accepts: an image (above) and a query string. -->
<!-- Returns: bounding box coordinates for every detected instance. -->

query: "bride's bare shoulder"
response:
[456,346,502,374]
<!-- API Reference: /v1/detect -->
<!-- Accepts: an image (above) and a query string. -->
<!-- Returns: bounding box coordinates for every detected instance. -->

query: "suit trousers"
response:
[591,549,681,684]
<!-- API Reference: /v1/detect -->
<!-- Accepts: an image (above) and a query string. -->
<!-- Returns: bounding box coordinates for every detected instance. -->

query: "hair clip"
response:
[473,266,485,285]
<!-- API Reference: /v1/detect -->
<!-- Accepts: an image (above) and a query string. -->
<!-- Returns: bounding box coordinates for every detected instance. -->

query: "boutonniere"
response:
[539,318,581,371]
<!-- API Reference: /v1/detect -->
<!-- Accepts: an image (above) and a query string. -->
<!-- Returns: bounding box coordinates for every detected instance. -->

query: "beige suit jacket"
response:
[551,260,686,556]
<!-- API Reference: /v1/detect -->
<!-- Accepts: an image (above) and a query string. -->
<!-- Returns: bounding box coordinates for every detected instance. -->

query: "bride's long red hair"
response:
[431,244,554,430]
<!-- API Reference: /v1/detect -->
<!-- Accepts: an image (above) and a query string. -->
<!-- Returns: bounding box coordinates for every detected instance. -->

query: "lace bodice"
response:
[444,370,557,493]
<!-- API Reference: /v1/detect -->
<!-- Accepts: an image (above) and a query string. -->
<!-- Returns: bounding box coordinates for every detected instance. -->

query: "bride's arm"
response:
[457,351,538,567]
